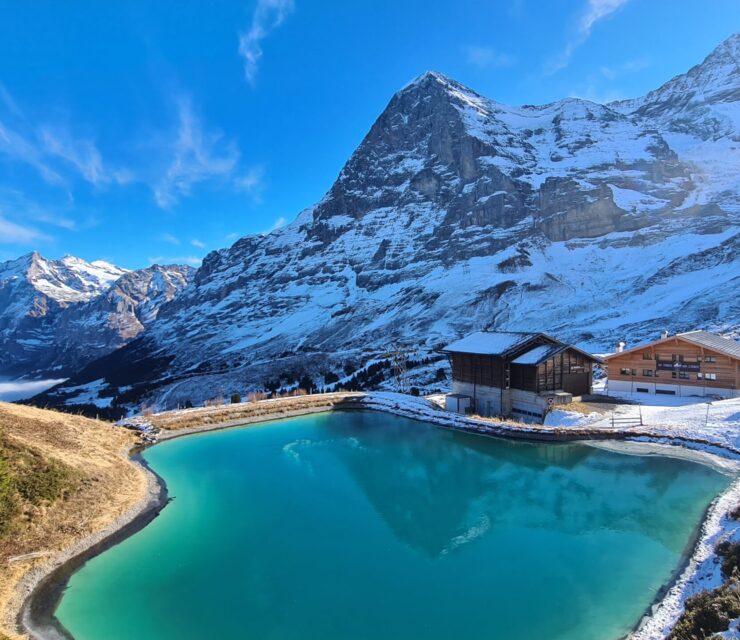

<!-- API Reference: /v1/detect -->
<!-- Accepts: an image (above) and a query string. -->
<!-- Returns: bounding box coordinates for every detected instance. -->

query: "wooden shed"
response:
[441,331,601,421]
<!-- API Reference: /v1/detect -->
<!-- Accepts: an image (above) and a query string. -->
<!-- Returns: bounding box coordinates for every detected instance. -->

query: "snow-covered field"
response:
[545,394,740,452]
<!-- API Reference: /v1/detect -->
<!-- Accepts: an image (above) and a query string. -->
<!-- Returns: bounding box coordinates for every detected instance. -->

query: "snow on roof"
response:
[678,331,740,359]
[442,331,539,356]
[511,344,564,365]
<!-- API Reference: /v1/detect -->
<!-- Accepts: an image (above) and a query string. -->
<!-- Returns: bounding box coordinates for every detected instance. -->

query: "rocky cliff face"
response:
[36,34,740,412]
[0,254,193,377]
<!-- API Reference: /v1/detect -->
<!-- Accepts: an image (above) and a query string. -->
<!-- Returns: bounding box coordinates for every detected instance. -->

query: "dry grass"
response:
[558,400,609,416]
[0,402,147,640]
[148,392,364,431]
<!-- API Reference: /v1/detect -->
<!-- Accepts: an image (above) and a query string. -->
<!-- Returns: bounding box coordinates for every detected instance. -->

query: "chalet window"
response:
[672,354,683,363]
[705,356,716,363]
[705,373,717,381]
[620,368,631,376]
[642,369,653,377]
[642,352,652,360]
[671,371,690,379]
[636,387,649,393]
[697,372,703,379]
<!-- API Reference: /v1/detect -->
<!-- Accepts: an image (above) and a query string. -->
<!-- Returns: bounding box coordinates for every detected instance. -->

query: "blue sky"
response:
[0,0,737,269]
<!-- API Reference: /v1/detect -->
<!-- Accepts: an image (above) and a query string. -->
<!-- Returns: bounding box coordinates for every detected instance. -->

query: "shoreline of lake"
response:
[14,394,740,640]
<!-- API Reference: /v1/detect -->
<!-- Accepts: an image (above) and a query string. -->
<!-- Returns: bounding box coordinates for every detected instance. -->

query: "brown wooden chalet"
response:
[441,331,601,421]
[604,330,740,398]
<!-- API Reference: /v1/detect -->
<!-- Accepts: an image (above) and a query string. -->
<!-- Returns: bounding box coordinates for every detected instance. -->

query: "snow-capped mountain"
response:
[0,253,193,377]
[37,34,740,412]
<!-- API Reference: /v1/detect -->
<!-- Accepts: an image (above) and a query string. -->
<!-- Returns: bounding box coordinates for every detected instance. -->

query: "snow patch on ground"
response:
[60,378,113,408]
[544,409,603,427]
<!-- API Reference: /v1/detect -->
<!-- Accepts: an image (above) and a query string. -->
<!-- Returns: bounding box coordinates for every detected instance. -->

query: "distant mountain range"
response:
[21,33,740,415]
[0,252,193,378]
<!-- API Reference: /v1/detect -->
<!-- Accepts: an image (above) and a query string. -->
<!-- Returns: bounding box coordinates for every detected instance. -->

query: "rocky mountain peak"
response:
[706,32,739,66]
[610,32,739,137]
[0,254,193,378]
[21,36,740,412]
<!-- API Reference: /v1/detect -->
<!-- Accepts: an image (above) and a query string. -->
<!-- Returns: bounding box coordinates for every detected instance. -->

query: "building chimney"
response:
[616,341,626,353]
[661,329,669,339]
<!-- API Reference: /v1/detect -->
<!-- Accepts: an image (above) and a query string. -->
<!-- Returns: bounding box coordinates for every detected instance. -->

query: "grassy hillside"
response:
[0,402,147,639]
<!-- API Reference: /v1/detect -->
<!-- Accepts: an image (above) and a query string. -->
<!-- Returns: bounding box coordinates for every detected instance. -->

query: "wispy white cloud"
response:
[0,86,126,190]
[260,215,286,235]
[0,215,50,244]
[571,83,627,104]
[225,231,240,241]
[238,0,294,85]
[600,57,649,79]
[154,98,240,208]
[160,232,180,245]
[0,120,65,186]
[40,127,112,187]
[0,187,76,231]
[463,46,514,69]
[236,165,264,191]
[191,238,205,248]
[148,255,203,267]
[236,164,265,202]
[546,0,630,75]
[0,85,24,120]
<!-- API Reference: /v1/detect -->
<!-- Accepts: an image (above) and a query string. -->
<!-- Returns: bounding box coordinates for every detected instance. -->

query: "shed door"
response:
[562,372,589,396]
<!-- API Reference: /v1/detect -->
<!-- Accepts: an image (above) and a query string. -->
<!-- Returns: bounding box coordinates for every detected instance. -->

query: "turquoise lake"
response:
[55,410,730,640]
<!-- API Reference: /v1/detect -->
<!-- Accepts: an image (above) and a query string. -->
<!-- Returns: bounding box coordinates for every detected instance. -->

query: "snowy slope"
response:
[35,34,740,412]
[0,252,126,329]
[0,253,193,377]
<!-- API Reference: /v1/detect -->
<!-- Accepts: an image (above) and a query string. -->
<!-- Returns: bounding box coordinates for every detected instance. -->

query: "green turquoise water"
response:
[55,411,730,640]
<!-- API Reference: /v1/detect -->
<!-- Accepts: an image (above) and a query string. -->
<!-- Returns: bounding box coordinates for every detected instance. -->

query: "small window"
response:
[636,387,649,393]
[642,352,652,360]
[620,368,631,376]
[697,356,702,362]
[705,373,717,381]
[697,372,703,379]
[656,389,676,395]
[679,372,689,380]
[705,356,716,363]
[642,369,653,377]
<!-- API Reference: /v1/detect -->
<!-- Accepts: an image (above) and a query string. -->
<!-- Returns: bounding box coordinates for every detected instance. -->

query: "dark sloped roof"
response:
[442,331,602,363]
[511,344,565,365]
[678,331,740,359]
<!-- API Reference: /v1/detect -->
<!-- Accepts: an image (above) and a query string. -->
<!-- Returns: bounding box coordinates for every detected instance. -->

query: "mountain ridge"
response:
[28,33,740,413]
[0,253,194,378]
